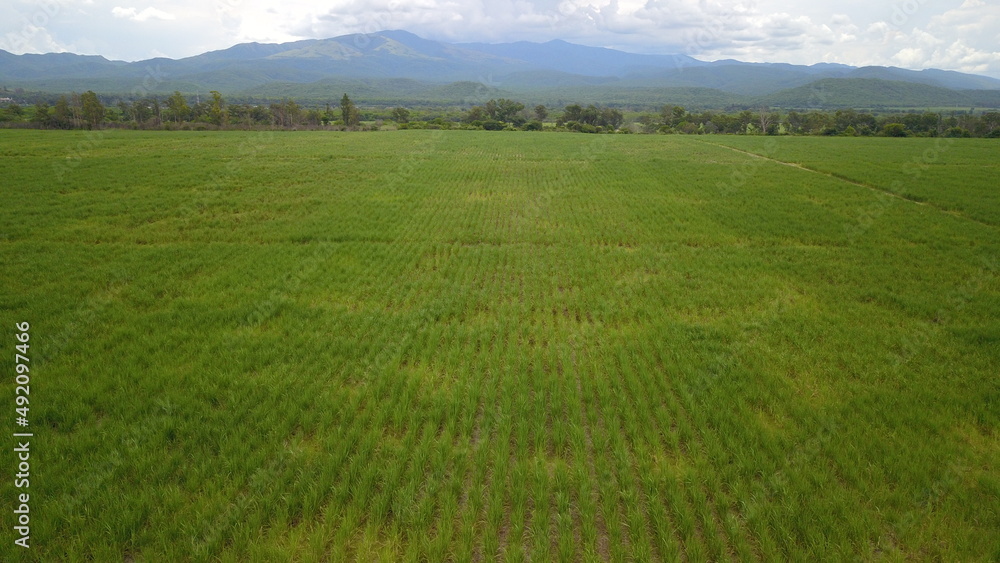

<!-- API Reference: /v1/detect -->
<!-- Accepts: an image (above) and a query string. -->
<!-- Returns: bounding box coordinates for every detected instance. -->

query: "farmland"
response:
[1,130,998,561]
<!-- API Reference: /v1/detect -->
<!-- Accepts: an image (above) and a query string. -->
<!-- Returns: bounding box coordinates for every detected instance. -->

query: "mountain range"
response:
[2,30,1000,110]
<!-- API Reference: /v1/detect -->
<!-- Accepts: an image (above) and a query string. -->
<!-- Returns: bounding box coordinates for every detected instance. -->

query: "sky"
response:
[1,0,999,78]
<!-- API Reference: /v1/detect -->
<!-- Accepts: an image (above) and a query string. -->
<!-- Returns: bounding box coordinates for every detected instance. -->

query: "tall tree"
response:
[562,104,583,123]
[80,91,104,128]
[463,106,486,124]
[485,98,524,123]
[978,111,1000,136]
[166,91,189,123]
[117,100,132,123]
[131,99,153,126]
[758,107,775,135]
[31,101,51,127]
[4,102,24,120]
[152,98,162,127]
[52,95,72,129]
[208,90,226,126]
[340,93,360,128]
[599,107,624,130]
[391,106,410,124]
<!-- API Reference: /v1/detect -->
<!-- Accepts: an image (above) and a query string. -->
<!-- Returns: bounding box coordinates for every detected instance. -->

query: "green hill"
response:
[761,78,1000,109]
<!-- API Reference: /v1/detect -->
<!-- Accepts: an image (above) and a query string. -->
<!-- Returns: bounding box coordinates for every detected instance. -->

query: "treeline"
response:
[644,106,1000,138]
[2,90,999,138]
[0,90,364,130]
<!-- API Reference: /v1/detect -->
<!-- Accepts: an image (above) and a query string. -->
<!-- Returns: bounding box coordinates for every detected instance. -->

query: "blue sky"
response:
[2,0,999,77]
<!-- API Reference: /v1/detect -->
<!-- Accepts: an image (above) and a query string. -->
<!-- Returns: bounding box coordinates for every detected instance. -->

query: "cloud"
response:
[879,1,1000,76]
[0,0,998,77]
[111,6,175,22]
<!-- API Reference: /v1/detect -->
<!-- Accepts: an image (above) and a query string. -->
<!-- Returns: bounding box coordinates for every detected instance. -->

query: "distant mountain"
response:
[619,64,838,96]
[844,66,1000,91]
[760,78,1000,109]
[2,30,1000,109]
[455,38,705,76]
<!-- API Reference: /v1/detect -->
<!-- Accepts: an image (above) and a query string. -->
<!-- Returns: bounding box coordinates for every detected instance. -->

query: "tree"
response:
[391,106,410,124]
[340,93,360,128]
[483,98,524,123]
[660,105,686,127]
[69,92,82,126]
[599,107,624,130]
[152,98,162,127]
[304,109,323,127]
[31,101,51,127]
[270,99,302,128]
[5,102,23,119]
[117,100,132,123]
[579,105,599,126]
[976,112,1000,136]
[463,106,486,124]
[208,90,226,126]
[166,91,189,123]
[785,110,803,134]
[883,123,908,137]
[534,104,548,121]
[131,99,154,126]
[757,107,774,135]
[737,110,754,132]
[52,95,72,129]
[190,101,210,123]
[562,104,583,124]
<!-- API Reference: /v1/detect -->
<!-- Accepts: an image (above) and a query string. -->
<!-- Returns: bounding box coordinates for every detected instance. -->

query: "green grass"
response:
[704,135,1000,226]
[1,130,998,561]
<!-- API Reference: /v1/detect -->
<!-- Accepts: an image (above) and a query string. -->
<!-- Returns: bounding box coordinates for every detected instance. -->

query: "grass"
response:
[1,130,998,561]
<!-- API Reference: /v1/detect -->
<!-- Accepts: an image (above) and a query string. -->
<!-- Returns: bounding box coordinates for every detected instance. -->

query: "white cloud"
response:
[876,1,1000,76]
[0,0,997,78]
[111,6,176,22]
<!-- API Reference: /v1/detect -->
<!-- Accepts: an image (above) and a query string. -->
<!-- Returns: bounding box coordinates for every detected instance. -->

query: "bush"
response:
[943,127,971,138]
[522,120,543,131]
[883,123,908,137]
[482,120,504,131]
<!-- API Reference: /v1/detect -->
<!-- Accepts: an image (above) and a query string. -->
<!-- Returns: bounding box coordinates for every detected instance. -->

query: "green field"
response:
[1,130,998,561]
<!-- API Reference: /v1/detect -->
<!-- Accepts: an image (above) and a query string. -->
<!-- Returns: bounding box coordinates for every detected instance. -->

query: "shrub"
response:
[883,123,908,137]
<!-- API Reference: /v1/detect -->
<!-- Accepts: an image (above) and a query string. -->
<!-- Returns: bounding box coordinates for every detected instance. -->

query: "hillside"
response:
[760,78,1000,109]
[2,30,1000,109]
